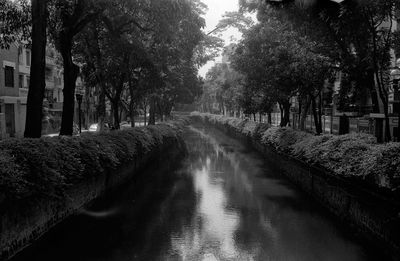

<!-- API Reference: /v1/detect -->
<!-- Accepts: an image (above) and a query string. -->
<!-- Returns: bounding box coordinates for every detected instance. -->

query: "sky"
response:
[198,0,243,78]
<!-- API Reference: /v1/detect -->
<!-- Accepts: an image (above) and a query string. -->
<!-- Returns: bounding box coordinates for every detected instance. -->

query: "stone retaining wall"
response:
[0,130,186,261]
[192,116,400,261]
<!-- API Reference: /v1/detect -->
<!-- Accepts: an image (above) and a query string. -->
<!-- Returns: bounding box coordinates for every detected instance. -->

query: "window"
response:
[45,90,53,101]
[45,67,52,80]
[26,76,30,88]
[18,47,23,64]
[19,74,24,88]
[4,66,14,87]
[26,50,31,66]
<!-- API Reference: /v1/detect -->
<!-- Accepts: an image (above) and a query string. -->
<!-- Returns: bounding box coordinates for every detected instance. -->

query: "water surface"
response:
[12,125,379,261]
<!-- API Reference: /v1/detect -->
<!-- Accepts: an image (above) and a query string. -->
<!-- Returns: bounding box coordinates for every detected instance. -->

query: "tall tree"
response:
[24,0,47,138]
[48,0,102,135]
[0,0,30,49]
[245,0,400,140]
[231,13,333,129]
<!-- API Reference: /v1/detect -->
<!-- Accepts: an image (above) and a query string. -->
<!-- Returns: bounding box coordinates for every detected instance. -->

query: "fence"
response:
[0,113,6,139]
[248,112,400,140]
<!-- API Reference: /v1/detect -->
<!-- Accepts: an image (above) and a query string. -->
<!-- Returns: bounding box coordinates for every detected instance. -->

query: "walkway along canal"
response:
[11,125,382,261]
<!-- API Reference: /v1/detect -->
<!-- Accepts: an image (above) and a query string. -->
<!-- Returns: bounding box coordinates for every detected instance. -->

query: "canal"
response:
[11,125,381,261]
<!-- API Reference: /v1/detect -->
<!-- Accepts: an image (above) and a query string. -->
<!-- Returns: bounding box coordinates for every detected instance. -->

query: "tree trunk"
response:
[24,0,47,138]
[280,100,291,127]
[298,98,302,128]
[319,93,323,131]
[130,102,135,127]
[312,97,322,134]
[371,27,391,141]
[384,101,391,142]
[267,112,272,124]
[300,96,311,131]
[283,102,290,127]
[148,97,156,125]
[59,36,80,136]
[143,103,147,126]
[98,87,106,131]
[253,113,256,121]
[364,70,380,113]
[112,99,120,130]
[157,101,164,122]
[128,79,136,127]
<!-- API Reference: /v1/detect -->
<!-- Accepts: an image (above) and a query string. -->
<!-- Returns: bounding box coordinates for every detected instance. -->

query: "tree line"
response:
[202,0,400,141]
[1,0,222,137]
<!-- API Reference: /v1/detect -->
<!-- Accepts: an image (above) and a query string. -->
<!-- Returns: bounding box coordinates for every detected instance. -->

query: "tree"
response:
[75,0,208,128]
[24,0,47,138]
[0,0,30,49]
[245,0,400,140]
[231,10,333,130]
[48,0,103,135]
[202,56,245,116]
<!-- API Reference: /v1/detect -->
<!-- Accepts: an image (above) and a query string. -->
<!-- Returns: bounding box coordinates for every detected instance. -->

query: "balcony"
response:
[389,90,400,103]
[19,88,28,97]
[19,65,30,74]
[45,56,55,66]
[49,102,63,110]
[45,79,54,90]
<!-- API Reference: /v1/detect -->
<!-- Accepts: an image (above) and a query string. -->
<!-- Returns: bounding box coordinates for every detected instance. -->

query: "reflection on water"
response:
[12,125,379,261]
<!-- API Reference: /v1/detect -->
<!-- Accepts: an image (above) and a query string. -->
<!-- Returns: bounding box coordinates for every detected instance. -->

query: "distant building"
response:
[0,43,27,138]
[0,43,97,137]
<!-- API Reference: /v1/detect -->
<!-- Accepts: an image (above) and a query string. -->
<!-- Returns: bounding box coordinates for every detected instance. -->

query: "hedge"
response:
[190,112,400,192]
[0,120,187,204]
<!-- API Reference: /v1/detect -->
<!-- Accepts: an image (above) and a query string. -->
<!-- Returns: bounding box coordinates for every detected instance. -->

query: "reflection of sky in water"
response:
[12,126,378,261]
[170,155,250,260]
[168,127,368,261]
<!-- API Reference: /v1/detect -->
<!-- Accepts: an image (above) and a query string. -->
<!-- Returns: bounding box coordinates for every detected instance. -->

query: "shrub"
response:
[261,127,311,153]
[291,134,334,161]
[0,122,184,204]
[361,143,400,190]
[189,112,399,192]
[253,123,271,142]
[241,120,258,136]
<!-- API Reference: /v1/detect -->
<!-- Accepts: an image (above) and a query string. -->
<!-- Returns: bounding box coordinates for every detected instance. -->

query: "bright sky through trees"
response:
[198,0,242,77]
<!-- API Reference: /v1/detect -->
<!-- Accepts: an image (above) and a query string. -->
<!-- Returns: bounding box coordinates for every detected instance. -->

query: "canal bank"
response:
[0,122,187,261]
[189,113,400,261]
[10,125,382,261]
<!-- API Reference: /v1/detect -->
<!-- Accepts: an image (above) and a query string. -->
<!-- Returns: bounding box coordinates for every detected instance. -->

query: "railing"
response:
[256,112,375,135]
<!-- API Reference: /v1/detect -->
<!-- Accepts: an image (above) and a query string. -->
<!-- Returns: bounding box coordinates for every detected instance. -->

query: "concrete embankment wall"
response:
[192,116,400,261]
[0,126,186,261]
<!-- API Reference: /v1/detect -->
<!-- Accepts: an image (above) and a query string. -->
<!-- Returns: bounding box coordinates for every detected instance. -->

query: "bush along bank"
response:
[0,121,187,261]
[190,112,400,259]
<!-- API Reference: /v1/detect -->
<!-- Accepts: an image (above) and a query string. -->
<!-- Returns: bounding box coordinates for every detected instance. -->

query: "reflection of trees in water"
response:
[11,153,196,261]
[12,126,378,261]
[131,172,198,260]
[187,126,369,261]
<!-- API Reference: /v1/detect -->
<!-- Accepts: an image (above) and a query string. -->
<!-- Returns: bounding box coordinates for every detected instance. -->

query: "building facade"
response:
[0,43,27,138]
[0,44,68,138]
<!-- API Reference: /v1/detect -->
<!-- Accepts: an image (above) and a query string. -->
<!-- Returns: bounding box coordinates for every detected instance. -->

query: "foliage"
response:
[191,112,400,191]
[5,0,216,135]
[230,13,333,127]
[73,0,211,128]
[0,122,184,204]
[0,0,30,49]
[361,143,400,189]
[200,53,245,115]
[213,11,254,34]
[243,0,400,140]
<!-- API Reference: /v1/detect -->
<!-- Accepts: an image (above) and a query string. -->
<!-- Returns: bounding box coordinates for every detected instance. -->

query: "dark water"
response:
[12,126,380,261]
